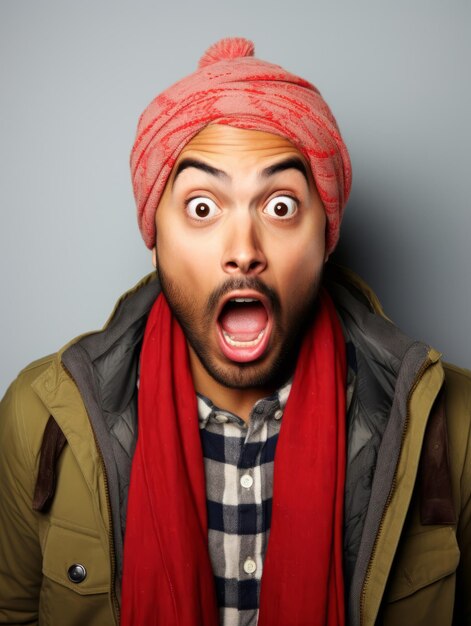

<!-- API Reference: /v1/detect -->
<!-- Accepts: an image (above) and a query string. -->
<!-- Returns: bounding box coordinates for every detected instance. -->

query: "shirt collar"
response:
[197,377,293,430]
[196,340,357,429]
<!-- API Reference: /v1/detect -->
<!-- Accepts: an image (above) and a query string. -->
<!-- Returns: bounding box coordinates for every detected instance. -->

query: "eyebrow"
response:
[261,157,310,185]
[171,155,310,188]
[172,158,228,186]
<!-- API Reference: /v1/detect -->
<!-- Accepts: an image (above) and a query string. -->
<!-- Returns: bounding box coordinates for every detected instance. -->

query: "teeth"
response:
[230,298,257,303]
[223,329,265,347]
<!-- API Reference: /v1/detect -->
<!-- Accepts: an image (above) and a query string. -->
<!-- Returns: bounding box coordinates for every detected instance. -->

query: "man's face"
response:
[154,124,328,391]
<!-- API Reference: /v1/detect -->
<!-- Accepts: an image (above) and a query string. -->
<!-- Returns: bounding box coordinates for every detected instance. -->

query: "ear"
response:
[152,247,157,268]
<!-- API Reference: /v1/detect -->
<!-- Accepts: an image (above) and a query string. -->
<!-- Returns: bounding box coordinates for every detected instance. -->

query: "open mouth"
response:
[216,292,273,363]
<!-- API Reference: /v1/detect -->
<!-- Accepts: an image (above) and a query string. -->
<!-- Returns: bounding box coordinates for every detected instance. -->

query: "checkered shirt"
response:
[197,380,291,626]
[197,341,357,626]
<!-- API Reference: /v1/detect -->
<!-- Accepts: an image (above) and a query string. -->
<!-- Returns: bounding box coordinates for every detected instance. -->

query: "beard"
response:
[155,255,323,390]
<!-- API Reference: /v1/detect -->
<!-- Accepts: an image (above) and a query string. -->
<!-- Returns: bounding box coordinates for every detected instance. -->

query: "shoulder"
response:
[443,362,471,432]
[16,352,57,385]
[443,362,471,397]
[2,353,57,414]
[0,354,58,466]
[440,362,471,509]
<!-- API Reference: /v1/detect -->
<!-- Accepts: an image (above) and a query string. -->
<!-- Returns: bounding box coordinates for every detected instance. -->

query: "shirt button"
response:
[67,563,87,583]
[240,474,253,489]
[243,558,257,575]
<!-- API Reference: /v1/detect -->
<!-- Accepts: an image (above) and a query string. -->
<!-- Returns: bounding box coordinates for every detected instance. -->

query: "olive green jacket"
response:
[1,267,470,625]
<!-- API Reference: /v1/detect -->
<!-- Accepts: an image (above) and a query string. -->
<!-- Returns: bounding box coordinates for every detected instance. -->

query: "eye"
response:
[186,196,220,220]
[263,195,298,219]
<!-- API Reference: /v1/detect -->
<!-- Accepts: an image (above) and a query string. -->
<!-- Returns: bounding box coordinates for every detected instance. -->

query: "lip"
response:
[215,290,273,363]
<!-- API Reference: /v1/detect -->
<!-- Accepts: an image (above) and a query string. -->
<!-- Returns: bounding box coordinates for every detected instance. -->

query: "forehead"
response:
[172,124,306,167]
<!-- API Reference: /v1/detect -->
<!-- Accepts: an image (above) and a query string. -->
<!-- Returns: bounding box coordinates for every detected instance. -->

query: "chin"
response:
[190,337,299,390]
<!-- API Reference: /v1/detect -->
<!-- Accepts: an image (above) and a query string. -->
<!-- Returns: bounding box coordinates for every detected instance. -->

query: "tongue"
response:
[219,302,268,342]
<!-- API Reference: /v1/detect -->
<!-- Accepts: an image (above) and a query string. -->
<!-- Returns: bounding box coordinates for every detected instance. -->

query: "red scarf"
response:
[121,290,346,626]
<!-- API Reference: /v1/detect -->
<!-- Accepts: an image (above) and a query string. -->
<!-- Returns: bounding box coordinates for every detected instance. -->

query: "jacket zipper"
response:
[61,362,120,624]
[91,429,120,624]
[359,355,433,626]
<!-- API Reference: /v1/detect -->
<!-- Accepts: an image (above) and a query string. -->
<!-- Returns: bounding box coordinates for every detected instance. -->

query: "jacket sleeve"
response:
[0,377,42,625]
[448,366,471,623]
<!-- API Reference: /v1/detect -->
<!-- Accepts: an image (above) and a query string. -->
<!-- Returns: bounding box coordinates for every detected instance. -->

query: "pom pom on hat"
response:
[198,37,255,69]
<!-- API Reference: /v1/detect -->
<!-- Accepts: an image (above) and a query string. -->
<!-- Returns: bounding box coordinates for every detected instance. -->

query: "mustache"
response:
[206,277,281,318]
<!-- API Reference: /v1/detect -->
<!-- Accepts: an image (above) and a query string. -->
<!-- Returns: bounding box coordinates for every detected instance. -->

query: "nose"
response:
[221,212,267,276]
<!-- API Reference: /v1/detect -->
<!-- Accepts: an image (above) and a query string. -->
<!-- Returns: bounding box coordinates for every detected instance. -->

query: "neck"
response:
[188,346,275,422]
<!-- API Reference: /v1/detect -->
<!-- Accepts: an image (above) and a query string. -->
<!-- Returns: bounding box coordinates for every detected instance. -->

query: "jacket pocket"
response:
[385,525,460,602]
[42,522,109,595]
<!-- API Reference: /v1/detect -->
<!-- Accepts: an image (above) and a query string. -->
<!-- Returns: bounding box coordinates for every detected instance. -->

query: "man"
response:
[0,37,470,626]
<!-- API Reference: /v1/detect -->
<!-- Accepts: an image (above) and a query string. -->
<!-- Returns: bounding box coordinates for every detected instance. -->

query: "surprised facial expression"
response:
[154,124,328,391]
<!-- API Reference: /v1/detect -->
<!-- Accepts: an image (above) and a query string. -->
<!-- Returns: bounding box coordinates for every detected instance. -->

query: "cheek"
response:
[267,227,326,298]
[279,249,322,298]
[156,219,222,295]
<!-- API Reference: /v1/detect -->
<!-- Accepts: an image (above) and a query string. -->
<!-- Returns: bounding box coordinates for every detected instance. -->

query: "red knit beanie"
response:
[131,37,352,254]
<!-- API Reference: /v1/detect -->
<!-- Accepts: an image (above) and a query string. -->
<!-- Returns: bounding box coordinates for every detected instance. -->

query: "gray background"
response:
[1,0,470,396]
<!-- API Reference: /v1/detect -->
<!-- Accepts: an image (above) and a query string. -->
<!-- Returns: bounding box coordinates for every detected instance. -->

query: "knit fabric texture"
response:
[130,37,352,255]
